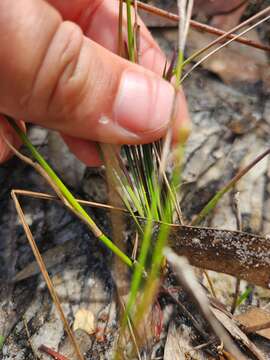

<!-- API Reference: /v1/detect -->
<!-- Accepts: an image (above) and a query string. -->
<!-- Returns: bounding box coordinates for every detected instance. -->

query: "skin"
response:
[0,0,191,166]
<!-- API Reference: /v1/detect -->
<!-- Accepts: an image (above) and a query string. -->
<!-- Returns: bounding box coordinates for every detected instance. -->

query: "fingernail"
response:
[113,70,175,134]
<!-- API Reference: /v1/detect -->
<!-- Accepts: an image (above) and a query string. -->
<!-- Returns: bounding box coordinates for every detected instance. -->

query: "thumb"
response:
[0,0,188,148]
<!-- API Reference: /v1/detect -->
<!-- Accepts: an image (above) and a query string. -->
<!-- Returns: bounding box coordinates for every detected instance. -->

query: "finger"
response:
[61,134,102,166]
[81,0,191,146]
[47,0,167,75]
[47,0,190,164]
[0,0,189,147]
[0,116,25,164]
[47,0,169,166]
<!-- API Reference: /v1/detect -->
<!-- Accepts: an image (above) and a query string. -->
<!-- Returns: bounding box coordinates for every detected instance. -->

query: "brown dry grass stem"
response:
[117,296,142,360]
[181,12,270,83]
[118,0,124,56]
[22,316,39,360]
[12,189,126,212]
[11,190,84,360]
[135,1,270,52]
[0,135,86,360]
[164,249,246,360]
[203,270,216,298]
[181,5,270,67]
[12,188,270,289]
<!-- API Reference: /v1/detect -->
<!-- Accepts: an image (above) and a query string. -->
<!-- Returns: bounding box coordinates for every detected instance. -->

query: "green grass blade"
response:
[0,335,4,351]
[5,116,133,268]
[126,0,135,62]
[236,287,252,307]
[191,148,270,226]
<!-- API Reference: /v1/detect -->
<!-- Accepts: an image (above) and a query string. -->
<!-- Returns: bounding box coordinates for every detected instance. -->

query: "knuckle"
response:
[46,21,87,116]
[29,21,89,121]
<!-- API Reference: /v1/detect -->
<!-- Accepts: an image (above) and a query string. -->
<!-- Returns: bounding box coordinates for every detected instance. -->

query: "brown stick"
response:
[136,1,270,52]
[39,345,70,360]
[165,223,270,289]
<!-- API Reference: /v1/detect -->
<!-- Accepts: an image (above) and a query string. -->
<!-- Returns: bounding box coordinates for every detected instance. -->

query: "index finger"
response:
[47,0,167,74]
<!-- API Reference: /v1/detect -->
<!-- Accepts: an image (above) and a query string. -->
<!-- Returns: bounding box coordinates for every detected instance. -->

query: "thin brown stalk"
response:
[0,133,77,214]
[153,144,183,223]
[233,192,242,231]
[22,316,39,360]
[131,231,139,260]
[11,189,126,212]
[164,248,247,360]
[118,0,124,56]
[133,0,140,63]
[203,270,216,298]
[183,5,270,67]
[181,12,270,83]
[1,134,108,239]
[118,296,142,360]
[135,1,270,52]
[231,279,241,314]
[11,191,84,360]
[191,147,270,226]
[11,188,270,288]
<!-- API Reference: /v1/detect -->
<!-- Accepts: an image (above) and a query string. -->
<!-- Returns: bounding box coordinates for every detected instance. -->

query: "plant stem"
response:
[126,0,135,62]
[175,50,184,89]
[134,1,270,53]
[5,116,133,268]
[191,148,270,226]
[0,335,4,351]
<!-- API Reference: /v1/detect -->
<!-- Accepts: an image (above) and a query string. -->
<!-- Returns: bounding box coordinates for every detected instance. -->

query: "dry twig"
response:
[135,1,270,52]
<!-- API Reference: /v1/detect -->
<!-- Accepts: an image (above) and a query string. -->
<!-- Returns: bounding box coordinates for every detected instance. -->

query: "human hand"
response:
[0,0,190,166]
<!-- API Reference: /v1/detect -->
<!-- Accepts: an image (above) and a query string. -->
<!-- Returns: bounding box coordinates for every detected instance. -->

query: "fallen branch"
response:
[166,223,270,289]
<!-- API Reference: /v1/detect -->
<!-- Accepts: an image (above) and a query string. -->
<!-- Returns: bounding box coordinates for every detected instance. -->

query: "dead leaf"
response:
[235,307,270,340]
[211,307,266,360]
